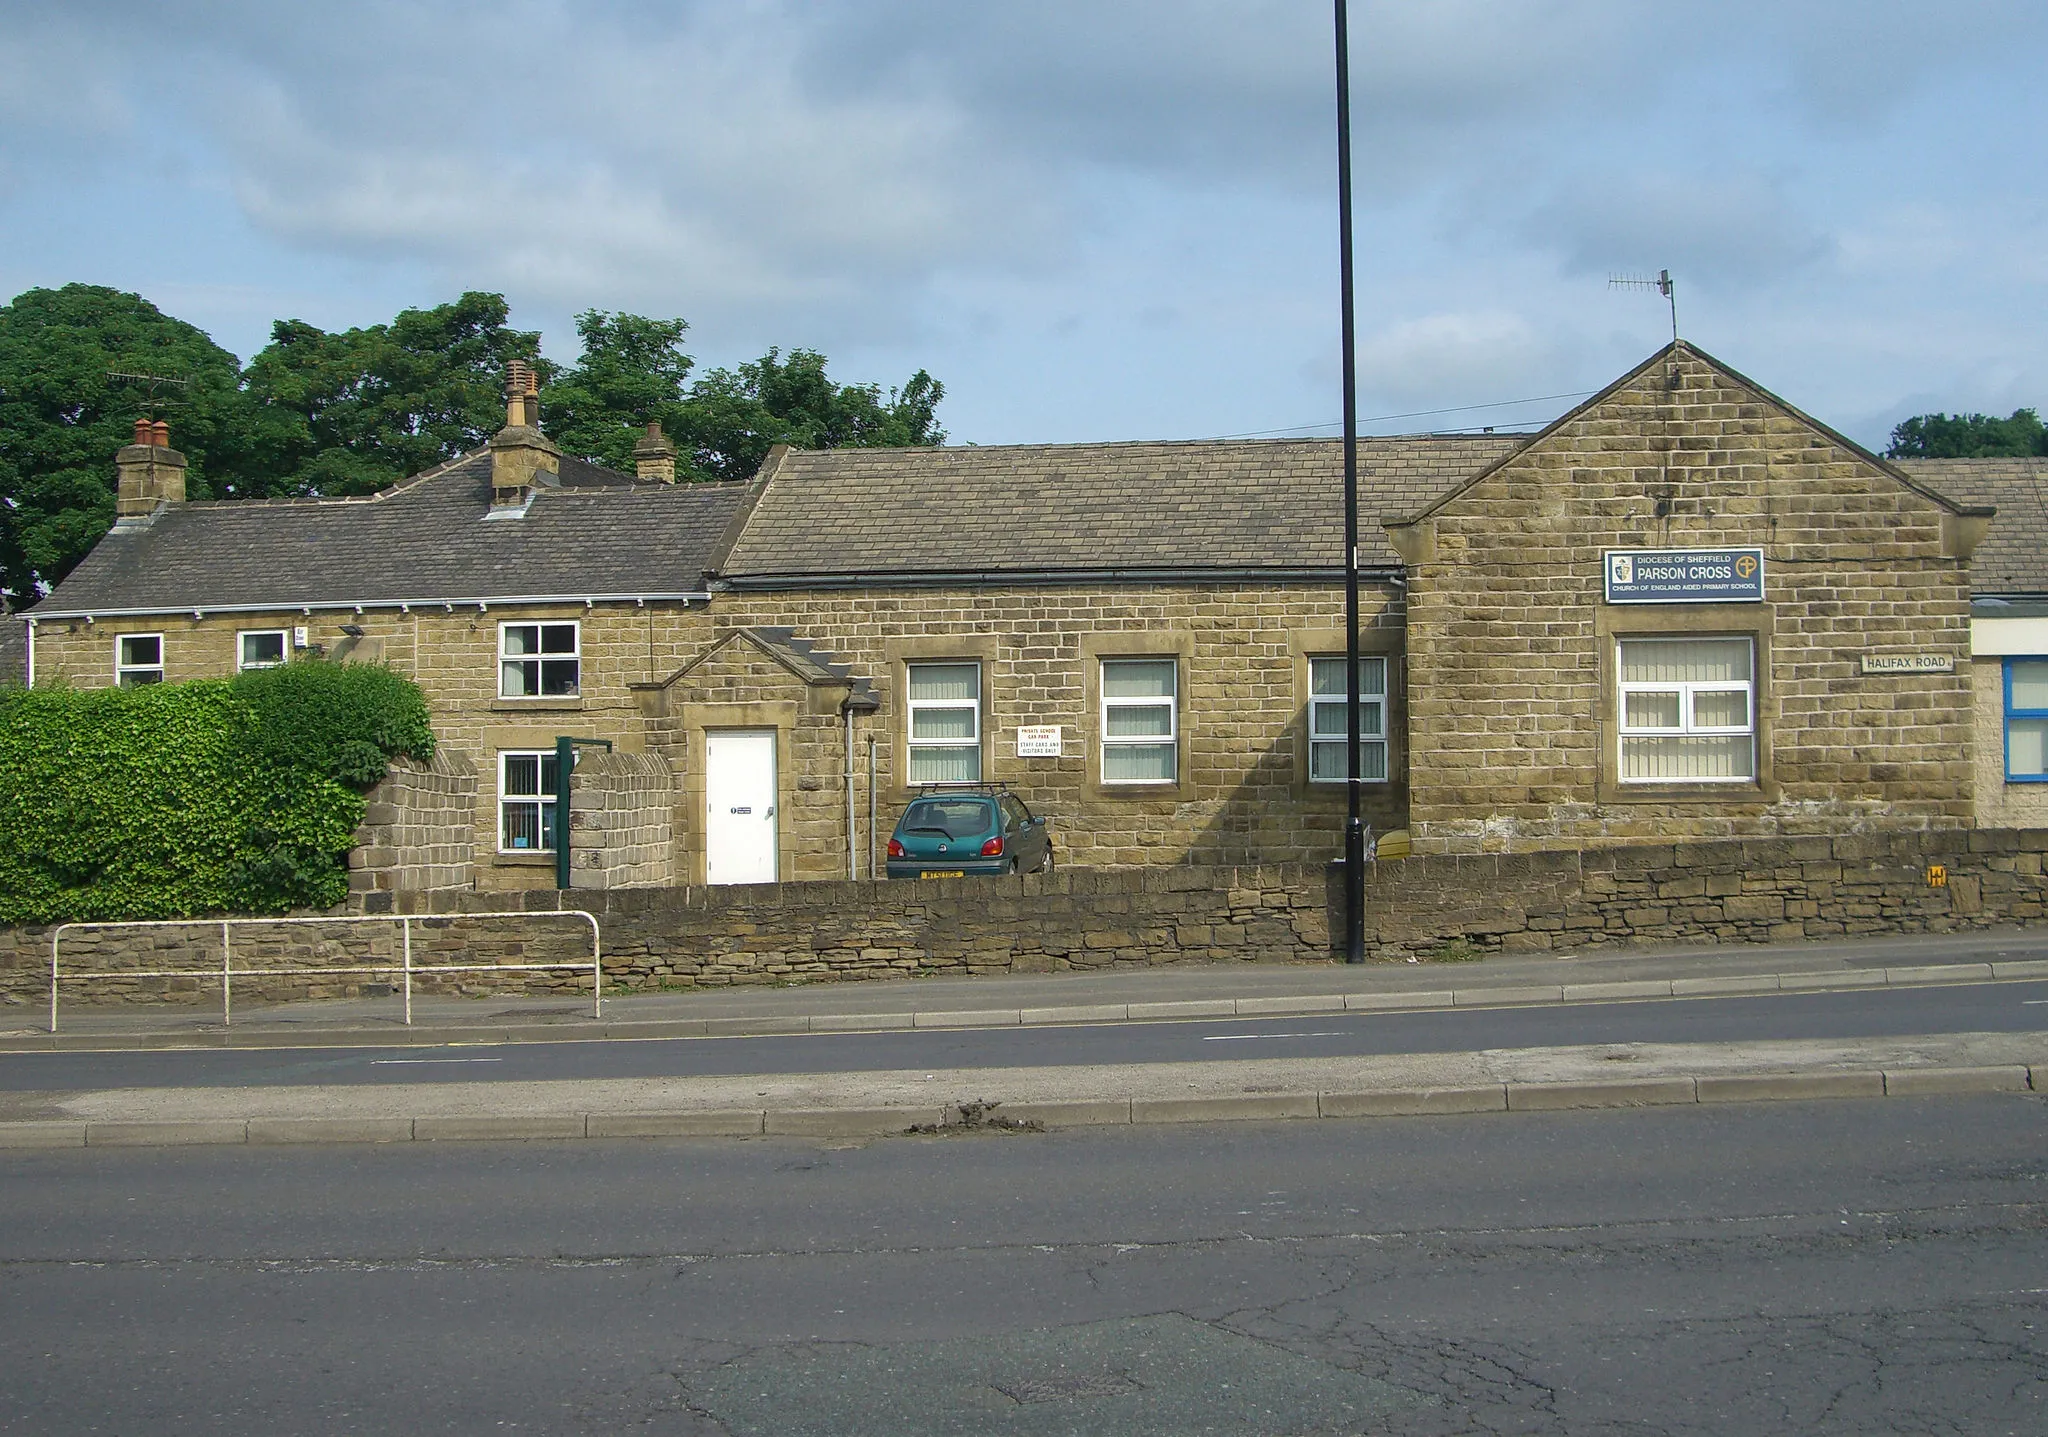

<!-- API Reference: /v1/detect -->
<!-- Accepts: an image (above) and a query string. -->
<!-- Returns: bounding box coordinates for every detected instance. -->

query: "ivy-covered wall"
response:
[0,663,432,922]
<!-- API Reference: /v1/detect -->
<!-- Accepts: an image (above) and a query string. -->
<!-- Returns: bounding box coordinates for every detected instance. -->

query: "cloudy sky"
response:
[2,1,2043,450]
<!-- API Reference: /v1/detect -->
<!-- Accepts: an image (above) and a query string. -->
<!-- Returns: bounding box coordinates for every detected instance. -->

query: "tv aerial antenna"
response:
[106,369,190,417]
[1609,269,1677,344]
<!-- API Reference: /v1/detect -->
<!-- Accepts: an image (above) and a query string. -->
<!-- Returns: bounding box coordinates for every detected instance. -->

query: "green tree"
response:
[242,291,549,496]
[539,310,696,472]
[0,284,285,600]
[1886,408,2047,459]
[675,347,946,482]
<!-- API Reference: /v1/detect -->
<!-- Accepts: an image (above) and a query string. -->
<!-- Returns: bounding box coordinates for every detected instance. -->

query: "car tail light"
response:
[980,836,1004,857]
[887,838,905,859]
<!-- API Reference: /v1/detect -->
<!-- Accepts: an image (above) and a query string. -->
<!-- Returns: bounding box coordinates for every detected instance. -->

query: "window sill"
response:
[1601,782,1765,804]
[492,697,586,712]
[492,852,557,866]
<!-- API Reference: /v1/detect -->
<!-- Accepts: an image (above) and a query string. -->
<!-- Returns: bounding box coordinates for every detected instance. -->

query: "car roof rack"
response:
[911,782,1010,797]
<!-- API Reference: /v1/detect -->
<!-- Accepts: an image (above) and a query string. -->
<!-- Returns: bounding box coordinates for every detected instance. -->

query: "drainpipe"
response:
[23,617,34,688]
[868,736,878,881]
[844,705,857,881]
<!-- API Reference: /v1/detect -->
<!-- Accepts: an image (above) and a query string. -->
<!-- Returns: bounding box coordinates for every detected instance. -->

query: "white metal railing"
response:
[48,911,602,1033]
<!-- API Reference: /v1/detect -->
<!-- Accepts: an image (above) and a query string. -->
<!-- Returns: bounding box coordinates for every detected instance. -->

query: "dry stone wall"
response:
[3,831,2041,1009]
[568,749,675,889]
[348,750,478,895]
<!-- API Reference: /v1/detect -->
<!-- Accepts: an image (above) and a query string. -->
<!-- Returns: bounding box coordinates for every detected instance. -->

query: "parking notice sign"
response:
[1016,725,1063,758]
[1604,548,1765,604]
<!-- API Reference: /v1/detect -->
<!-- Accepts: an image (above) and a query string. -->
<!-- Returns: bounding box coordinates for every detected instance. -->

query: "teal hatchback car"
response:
[885,787,1054,879]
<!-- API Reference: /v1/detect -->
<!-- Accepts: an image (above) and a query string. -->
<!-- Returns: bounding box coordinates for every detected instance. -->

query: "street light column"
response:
[1335,0,1366,963]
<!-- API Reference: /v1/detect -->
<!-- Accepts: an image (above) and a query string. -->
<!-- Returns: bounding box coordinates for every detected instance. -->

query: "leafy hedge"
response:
[0,663,434,923]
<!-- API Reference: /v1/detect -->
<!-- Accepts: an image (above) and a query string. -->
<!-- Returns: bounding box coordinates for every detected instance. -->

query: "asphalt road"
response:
[3,1093,2044,1434]
[3,978,2045,1092]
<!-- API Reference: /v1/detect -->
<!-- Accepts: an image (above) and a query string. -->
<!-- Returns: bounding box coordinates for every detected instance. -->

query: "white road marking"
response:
[368,1057,506,1065]
[1202,1032,1346,1042]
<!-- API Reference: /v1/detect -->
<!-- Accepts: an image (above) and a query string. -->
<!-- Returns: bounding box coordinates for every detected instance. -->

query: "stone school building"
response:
[19,342,2048,890]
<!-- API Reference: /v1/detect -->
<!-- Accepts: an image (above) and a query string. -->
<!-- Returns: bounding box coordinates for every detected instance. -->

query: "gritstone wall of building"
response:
[7,831,2040,1008]
[1400,349,1978,854]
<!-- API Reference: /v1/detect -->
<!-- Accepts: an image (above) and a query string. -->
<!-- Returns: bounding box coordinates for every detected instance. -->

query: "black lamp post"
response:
[1335,0,1366,963]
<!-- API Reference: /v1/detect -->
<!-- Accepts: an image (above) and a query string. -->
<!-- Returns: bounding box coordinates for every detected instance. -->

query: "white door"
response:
[705,729,778,884]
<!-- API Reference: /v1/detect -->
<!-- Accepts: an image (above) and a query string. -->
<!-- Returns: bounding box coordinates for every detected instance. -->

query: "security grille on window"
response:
[907,661,981,783]
[499,750,562,852]
[1101,658,1177,783]
[500,622,580,697]
[1617,637,1755,782]
[116,633,164,686]
[2005,658,2048,781]
[238,630,288,671]
[1309,656,1388,782]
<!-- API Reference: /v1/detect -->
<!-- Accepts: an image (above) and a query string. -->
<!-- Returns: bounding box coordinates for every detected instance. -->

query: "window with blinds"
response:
[907,661,982,783]
[1617,637,1755,782]
[1101,658,1177,783]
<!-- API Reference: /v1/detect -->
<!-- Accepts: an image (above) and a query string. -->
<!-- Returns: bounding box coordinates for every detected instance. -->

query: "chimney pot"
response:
[115,418,188,519]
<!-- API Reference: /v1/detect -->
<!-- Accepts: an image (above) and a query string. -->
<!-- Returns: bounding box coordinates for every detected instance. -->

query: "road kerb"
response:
[87,1120,249,1146]
[1453,986,1565,1008]
[987,1100,1132,1127]
[1695,1071,1885,1103]
[1992,959,2048,980]
[1562,980,1675,1003]
[1020,1004,1131,1027]
[700,1016,810,1038]
[1130,1094,1320,1124]
[1343,990,1455,1012]
[1882,1065,2033,1096]
[587,1110,766,1138]
[1126,1000,1238,1021]
[1778,969,1888,991]
[247,1117,416,1144]
[1236,994,1346,1015]
[1319,1086,1507,1117]
[1671,976,1781,997]
[413,1115,587,1142]
[911,1010,1022,1029]
[1506,1077,1698,1111]
[807,1013,909,1033]
[1885,963,1994,986]
[0,1121,86,1148]
[765,1107,946,1137]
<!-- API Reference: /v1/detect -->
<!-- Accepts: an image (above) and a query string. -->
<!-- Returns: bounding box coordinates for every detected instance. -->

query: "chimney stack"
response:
[115,417,188,520]
[632,420,678,483]
[489,359,559,510]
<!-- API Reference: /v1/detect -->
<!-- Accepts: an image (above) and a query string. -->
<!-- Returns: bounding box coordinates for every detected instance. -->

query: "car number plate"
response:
[920,870,965,879]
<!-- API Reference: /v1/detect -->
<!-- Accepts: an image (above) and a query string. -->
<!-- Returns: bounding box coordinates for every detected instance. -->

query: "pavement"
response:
[3,927,2046,1147]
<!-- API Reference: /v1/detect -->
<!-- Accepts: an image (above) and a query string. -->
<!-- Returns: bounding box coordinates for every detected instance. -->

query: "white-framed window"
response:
[1617,636,1756,783]
[1101,657,1177,783]
[237,629,289,671]
[907,661,982,784]
[2005,658,2048,782]
[499,621,580,698]
[1309,655,1389,782]
[115,633,164,686]
[499,749,562,853]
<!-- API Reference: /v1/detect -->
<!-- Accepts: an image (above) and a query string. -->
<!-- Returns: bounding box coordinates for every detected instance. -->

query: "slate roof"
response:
[1894,458,2048,595]
[717,436,1524,583]
[31,452,752,618]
